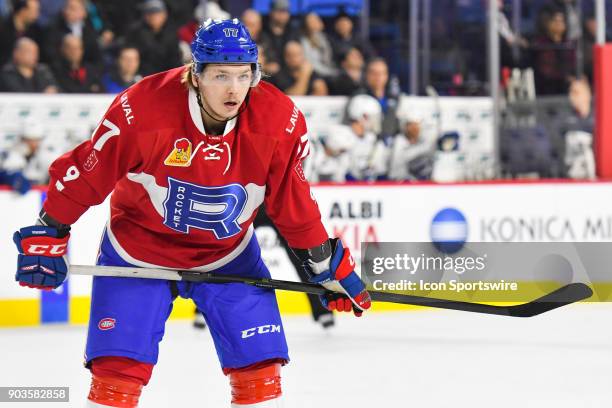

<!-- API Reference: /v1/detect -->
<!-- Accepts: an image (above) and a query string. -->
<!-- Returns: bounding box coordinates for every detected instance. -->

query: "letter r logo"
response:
[163,178,247,239]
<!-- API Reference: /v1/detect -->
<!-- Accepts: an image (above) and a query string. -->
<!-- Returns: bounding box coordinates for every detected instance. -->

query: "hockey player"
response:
[316,94,387,181]
[12,19,371,407]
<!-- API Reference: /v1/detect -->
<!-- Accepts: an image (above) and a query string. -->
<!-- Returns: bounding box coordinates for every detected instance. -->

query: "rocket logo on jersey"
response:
[163,177,248,238]
[164,138,192,167]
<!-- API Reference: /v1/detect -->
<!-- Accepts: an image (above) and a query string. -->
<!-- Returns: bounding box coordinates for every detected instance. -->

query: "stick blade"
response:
[369,282,593,317]
[507,282,593,317]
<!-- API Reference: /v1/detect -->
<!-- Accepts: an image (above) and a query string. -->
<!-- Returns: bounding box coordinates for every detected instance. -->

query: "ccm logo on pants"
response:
[241,324,282,339]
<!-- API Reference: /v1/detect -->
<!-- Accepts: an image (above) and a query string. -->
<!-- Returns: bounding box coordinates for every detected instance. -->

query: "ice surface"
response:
[1,304,611,407]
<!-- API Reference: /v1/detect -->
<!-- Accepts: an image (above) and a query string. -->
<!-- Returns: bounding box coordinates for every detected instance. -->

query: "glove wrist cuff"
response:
[291,239,332,275]
[38,210,71,237]
[291,239,331,263]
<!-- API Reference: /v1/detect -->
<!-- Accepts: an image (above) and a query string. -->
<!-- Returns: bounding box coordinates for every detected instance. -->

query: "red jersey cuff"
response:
[43,188,89,225]
[283,222,329,249]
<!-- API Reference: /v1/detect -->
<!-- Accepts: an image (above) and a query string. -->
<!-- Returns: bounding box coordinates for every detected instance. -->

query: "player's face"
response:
[196,64,252,120]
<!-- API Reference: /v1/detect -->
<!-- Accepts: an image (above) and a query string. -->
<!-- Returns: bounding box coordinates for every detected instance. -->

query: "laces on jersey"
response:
[202,143,224,160]
[186,135,232,175]
[203,135,232,175]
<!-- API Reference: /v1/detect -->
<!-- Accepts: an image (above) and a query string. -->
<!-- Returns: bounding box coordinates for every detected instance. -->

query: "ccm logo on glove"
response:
[13,226,70,290]
[25,243,68,256]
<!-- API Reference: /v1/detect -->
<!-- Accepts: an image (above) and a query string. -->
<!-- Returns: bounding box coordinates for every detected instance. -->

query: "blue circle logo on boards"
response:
[430,208,468,254]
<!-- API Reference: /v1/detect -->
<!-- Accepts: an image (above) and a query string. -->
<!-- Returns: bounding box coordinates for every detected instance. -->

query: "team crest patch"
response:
[83,150,98,172]
[164,138,192,167]
[98,318,116,330]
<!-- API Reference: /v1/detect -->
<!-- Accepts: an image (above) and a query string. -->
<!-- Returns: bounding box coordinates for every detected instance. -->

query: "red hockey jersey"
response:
[43,67,328,269]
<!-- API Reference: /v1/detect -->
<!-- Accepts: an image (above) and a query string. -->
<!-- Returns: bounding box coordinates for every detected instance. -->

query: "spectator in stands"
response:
[388,113,435,181]
[240,8,261,38]
[90,0,142,38]
[565,77,593,129]
[260,0,296,73]
[85,2,116,59]
[270,40,327,96]
[0,0,43,67]
[125,0,182,76]
[44,0,101,65]
[241,8,262,43]
[51,34,102,93]
[538,0,580,41]
[497,0,528,68]
[0,37,57,93]
[352,58,400,139]
[0,120,57,194]
[530,9,576,95]
[178,2,229,63]
[242,8,279,75]
[562,77,595,178]
[328,47,364,96]
[329,12,375,64]
[102,46,142,93]
[198,0,229,22]
[300,12,337,78]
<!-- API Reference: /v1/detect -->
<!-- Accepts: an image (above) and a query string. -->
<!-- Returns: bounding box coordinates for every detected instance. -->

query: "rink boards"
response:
[2,180,612,326]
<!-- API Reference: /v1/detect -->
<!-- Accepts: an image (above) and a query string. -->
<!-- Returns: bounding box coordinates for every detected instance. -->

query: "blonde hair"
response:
[181,63,196,90]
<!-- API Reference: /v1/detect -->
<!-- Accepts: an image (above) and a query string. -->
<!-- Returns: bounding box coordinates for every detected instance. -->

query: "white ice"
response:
[1,304,611,408]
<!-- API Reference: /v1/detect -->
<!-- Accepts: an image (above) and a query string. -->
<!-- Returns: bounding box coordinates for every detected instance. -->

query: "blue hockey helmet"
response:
[191,18,260,86]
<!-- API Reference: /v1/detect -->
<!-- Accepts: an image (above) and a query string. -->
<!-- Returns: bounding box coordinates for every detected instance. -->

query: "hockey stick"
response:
[69,265,592,318]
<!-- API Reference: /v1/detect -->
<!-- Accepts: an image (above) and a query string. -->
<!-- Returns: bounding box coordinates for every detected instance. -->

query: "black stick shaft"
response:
[179,271,592,318]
